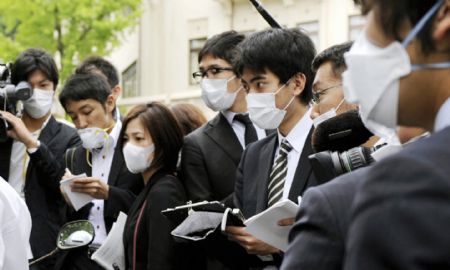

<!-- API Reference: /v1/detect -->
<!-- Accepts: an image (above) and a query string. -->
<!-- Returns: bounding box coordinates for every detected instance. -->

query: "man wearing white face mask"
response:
[56,74,143,270]
[225,28,318,269]
[181,31,267,206]
[342,0,450,269]
[180,30,269,270]
[0,48,81,270]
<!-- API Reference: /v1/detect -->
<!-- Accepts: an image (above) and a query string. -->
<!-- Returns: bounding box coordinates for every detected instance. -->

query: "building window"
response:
[298,21,320,50]
[189,38,206,85]
[349,15,366,41]
[122,61,138,98]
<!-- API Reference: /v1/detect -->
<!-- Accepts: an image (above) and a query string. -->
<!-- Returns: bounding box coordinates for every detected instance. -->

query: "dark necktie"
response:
[267,139,293,207]
[234,114,258,146]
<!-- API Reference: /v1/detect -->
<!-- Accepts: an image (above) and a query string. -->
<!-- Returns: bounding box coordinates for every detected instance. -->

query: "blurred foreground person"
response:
[0,176,32,270]
[343,0,450,269]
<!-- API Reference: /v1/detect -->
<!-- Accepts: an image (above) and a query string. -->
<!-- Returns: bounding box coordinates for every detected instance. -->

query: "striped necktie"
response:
[267,139,293,207]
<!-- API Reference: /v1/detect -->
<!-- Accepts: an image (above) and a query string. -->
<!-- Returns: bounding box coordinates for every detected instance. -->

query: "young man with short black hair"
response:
[0,48,80,270]
[56,73,143,270]
[226,28,317,268]
[181,30,267,205]
[75,56,122,120]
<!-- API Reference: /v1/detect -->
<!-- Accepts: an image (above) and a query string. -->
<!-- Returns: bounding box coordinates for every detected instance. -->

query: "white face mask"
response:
[77,127,109,150]
[342,0,450,139]
[123,143,155,174]
[246,82,294,130]
[23,88,54,119]
[200,76,242,111]
[313,98,345,128]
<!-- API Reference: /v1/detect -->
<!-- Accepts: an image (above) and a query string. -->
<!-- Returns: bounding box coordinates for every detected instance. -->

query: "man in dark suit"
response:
[55,74,143,270]
[181,31,268,205]
[0,48,80,270]
[225,28,317,267]
[341,0,450,269]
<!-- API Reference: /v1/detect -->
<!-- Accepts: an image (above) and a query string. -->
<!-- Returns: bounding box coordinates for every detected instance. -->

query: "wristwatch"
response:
[27,140,41,154]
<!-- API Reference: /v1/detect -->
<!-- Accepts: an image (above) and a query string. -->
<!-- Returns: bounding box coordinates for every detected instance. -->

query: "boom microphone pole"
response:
[249,0,282,28]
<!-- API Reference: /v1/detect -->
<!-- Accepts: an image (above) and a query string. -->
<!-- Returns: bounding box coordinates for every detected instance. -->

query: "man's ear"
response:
[112,85,122,99]
[433,0,450,50]
[105,94,116,114]
[292,73,306,97]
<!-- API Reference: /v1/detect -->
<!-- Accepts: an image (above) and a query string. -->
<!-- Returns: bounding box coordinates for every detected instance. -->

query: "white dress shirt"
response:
[274,109,313,200]
[435,97,450,132]
[88,121,122,246]
[0,176,32,270]
[221,111,266,149]
[8,116,51,198]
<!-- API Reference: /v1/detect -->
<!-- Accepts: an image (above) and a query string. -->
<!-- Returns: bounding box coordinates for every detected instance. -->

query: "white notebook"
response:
[244,199,299,252]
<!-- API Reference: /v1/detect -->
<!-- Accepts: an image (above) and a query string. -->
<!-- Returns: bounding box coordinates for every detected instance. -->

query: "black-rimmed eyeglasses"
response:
[192,67,234,83]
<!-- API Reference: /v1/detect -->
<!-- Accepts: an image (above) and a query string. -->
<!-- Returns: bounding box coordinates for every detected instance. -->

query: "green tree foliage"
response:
[0,0,141,81]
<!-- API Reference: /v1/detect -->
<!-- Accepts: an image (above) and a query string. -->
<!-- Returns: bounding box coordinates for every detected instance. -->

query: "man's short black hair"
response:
[198,30,245,65]
[355,0,439,53]
[75,56,119,88]
[11,48,59,89]
[59,73,111,109]
[236,28,316,105]
[312,41,353,78]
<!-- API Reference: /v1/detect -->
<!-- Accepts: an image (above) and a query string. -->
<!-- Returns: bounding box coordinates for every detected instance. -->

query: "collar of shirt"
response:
[31,114,52,137]
[221,110,236,125]
[277,108,313,154]
[92,121,122,153]
[434,97,450,132]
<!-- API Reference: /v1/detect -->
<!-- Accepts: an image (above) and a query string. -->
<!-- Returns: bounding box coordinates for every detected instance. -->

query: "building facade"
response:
[109,0,364,115]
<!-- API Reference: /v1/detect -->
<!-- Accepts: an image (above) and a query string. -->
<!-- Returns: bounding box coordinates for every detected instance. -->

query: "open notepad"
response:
[244,199,299,252]
[60,173,94,211]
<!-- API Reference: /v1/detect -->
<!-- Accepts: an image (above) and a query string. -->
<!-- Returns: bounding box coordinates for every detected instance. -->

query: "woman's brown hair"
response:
[171,103,207,136]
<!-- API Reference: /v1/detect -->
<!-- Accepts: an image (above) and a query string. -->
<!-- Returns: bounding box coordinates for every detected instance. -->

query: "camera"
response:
[0,63,33,142]
[308,144,385,184]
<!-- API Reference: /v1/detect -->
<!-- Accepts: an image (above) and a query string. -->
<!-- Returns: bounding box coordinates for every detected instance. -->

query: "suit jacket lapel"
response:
[288,127,314,201]
[37,117,59,146]
[204,113,243,165]
[256,133,278,213]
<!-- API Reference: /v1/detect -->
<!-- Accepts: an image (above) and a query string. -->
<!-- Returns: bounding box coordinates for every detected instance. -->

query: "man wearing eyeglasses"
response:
[181,30,267,206]
[180,30,268,270]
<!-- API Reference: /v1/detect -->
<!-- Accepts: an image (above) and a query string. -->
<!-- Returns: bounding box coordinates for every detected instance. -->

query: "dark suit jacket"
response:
[123,171,187,270]
[180,113,243,204]
[230,128,316,269]
[0,116,80,260]
[56,141,143,270]
[234,128,317,218]
[281,167,368,270]
[344,127,450,270]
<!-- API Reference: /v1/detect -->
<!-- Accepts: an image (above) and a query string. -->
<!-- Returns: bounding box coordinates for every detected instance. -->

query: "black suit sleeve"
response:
[180,135,213,202]
[105,184,139,220]
[146,180,186,270]
[28,130,81,194]
[282,187,343,270]
[344,157,450,270]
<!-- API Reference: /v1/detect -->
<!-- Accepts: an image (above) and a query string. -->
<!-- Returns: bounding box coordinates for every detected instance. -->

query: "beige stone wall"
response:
[109,0,363,117]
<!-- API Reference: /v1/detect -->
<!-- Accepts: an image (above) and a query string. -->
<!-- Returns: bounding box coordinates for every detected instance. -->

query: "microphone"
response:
[249,0,282,28]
